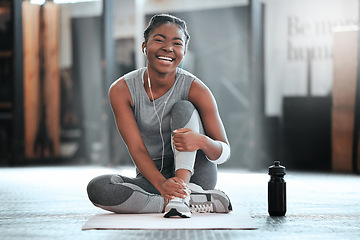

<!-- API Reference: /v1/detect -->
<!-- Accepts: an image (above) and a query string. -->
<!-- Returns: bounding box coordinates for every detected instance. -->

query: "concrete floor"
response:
[0,166,359,240]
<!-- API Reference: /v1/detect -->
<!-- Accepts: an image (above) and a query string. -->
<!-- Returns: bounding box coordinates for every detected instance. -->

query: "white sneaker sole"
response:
[164,208,191,218]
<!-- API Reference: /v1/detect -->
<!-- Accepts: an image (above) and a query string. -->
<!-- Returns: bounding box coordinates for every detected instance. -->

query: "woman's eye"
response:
[174,42,183,46]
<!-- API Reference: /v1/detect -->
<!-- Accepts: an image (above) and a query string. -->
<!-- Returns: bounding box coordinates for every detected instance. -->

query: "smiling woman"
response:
[142,16,188,79]
[87,14,232,219]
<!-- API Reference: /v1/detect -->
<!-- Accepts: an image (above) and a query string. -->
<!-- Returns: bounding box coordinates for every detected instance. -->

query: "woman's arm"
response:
[109,78,186,199]
[173,78,229,162]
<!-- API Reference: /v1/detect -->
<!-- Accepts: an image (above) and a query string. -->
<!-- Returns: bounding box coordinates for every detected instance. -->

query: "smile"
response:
[157,56,174,62]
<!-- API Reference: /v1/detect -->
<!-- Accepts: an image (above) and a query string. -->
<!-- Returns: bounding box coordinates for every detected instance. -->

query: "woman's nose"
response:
[162,43,173,52]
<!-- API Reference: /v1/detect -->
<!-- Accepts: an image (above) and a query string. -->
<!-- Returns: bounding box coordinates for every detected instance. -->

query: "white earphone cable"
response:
[147,69,177,173]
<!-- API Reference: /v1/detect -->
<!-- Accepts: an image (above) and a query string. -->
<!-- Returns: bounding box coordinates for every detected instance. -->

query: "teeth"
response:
[158,56,173,61]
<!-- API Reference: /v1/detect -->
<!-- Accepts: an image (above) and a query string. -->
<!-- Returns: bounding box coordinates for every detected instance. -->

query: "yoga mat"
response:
[82,207,257,230]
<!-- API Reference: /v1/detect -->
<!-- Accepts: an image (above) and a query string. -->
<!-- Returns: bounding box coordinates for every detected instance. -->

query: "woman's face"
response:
[144,23,186,75]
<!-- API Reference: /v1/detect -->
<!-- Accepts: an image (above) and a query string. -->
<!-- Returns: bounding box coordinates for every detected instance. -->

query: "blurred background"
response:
[0,0,359,173]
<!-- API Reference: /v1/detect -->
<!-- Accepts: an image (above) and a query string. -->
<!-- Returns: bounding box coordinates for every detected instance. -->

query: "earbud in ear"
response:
[143,47,147,55]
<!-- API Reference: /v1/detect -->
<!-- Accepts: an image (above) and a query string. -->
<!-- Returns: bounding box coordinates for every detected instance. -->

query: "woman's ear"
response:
[182,49,186,60]
[142,42,146,54]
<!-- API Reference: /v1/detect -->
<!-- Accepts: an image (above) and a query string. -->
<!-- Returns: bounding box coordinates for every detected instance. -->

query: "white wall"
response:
[264,0,359,116]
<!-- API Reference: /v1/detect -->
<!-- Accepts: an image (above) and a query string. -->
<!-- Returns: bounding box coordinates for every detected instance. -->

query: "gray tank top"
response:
[124,67,195,160]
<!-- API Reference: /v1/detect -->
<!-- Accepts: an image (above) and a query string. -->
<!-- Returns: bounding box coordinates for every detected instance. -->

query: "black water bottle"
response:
[268,161,286,216]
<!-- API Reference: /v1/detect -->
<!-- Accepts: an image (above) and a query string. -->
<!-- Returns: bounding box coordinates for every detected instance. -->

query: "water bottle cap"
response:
[268,161,286,176]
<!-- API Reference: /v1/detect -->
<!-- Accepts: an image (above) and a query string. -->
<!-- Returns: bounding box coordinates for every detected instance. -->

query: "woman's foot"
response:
[163,186,191,218]
[188,183,233,213]
[163,183,232,218]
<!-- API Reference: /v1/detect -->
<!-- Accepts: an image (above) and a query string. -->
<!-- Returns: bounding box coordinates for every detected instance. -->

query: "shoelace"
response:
[191,203,214,213]
[184,185,191,196]
[169,185,191,203]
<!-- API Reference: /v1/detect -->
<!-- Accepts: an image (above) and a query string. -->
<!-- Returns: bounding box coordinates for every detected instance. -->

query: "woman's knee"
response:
[171,100,200,130]
[87,174,133,206]
[171,100,195,115]
[171,100,195,121]
[87,175,111,204]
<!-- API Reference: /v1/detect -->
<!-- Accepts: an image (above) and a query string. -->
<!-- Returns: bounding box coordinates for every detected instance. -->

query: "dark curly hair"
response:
[143,14,190,47]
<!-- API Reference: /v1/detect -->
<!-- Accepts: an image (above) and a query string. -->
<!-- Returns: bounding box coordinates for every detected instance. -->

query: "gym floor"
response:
[0,166,359,240]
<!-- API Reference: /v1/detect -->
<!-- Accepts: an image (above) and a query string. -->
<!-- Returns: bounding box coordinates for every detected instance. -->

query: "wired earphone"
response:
[144,46,185,172]
[147,67,178,173]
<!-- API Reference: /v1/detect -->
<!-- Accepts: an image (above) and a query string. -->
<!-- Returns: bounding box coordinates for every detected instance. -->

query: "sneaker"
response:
[188,183,233,213]
[163,186,191,218]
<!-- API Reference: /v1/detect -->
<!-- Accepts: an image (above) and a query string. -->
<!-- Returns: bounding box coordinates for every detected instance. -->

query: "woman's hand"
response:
[160,177,188,200]
[172,128,204,152]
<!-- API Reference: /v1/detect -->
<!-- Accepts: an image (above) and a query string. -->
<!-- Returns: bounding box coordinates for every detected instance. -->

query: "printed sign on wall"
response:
[264,0,358,116]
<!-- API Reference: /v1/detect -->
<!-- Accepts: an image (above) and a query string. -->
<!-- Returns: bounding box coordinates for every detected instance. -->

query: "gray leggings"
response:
[87,101,217,213]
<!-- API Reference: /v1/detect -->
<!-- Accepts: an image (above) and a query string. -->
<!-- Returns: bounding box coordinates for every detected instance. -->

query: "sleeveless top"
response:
[124,67,196,160]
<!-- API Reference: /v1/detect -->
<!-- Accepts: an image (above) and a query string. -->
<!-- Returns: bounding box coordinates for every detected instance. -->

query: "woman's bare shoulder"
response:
[189,78,214,104]
[109,77,126,93]
[109,77,132,106]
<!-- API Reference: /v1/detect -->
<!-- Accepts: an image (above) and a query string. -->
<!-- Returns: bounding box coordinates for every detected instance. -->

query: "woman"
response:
[87,14,232,218]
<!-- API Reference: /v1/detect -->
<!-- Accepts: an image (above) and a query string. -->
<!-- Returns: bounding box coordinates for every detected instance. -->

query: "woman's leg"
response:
[170,100,198,180]
[87,174,164,213]
[170,100,217,189]
[166,100,226,217]
[191,150,217,190]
